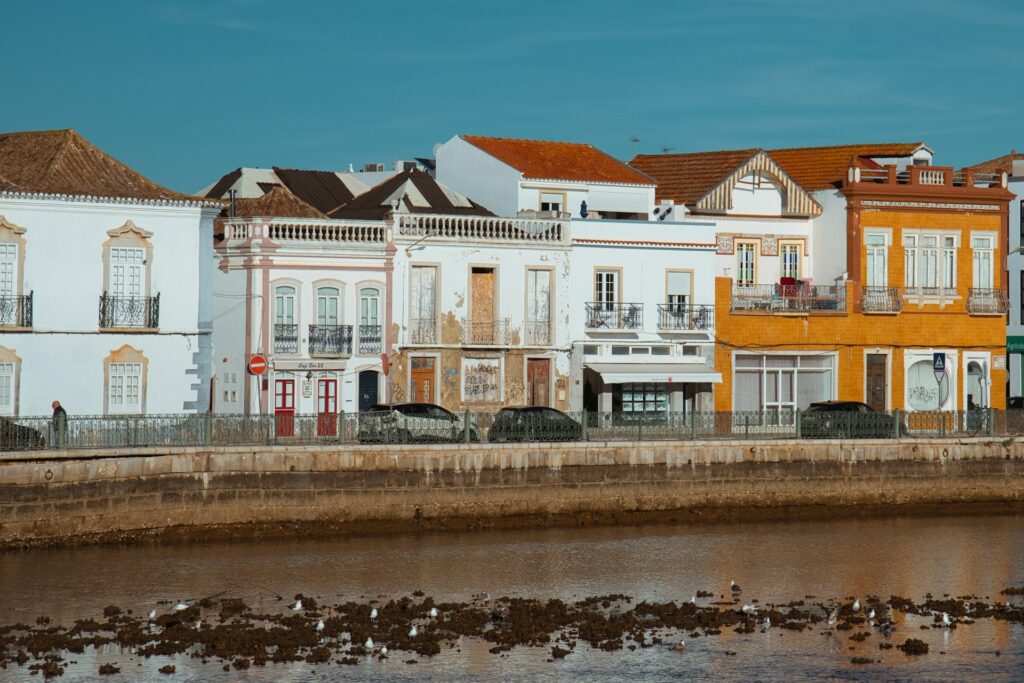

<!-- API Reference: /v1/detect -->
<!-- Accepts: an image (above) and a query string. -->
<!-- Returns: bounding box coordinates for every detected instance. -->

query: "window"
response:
[0,363,13,416]
[618,383,668,418]
[666,271,691,309]
[906,359,949,411]
[0,244,18,326]
[108,363,142,414]
[780,243,801,280]
[942,237,956,290]
[904,233,953,292]
[540,192,563,213]
[733,354,835,422]
[972,236,994,289]
[736,242,756,286]
[316,286,340,326]
[865,234,888,287]
[594,270,618,308]
[109,247,144,298]
[360,287,380,327]
[275,285,296,325]
[410,266,437,344]
[583,344,600,355]
[526,269,551,345]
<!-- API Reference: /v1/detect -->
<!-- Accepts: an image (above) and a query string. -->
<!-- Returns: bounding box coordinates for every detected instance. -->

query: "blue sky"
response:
[5,0,1023,192]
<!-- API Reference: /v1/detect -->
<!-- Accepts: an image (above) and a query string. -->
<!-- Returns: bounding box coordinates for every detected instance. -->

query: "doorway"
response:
[410,356,435,403]
[527,358,551,407]
[470,267,496,343]
[865,354,887,412]
[317,377,337,436]
[358,370,380,411]
[274,377,295,437]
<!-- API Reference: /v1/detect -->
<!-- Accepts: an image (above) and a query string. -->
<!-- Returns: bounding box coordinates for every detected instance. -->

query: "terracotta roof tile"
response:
[966,151,1024,175]
[629,149,759,204]
[768,142,926,190]
[462,135,654,185]
[232,186,325,218]
[0,128,205,202]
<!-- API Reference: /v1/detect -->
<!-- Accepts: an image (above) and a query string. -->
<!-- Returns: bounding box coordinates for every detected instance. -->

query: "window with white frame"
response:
[734,354,835,423]
[360,287,380,328]
[594,270,618,309]
[666,271,691,309]
[0,244,18,326]
[904,234,953,292]
[972,236,994,289]
[865,234,888,287]
[942,236,956,290]
[736,242,756,286]
[0,363,14,416]
[109,247,144,298]
[316,286,340,326]
[526,269,551,345]
[780,243,801,280]
[410,266,437,344]
[275,285,296,326]
[108,362,142,414]
[540,192,563,213]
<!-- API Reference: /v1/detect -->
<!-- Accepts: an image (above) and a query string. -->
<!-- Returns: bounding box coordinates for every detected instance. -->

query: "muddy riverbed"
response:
[1,514,1022,681]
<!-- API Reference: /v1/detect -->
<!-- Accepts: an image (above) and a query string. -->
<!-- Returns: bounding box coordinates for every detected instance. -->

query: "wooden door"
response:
[527,358,550,407]
[410,357,435,403]
[471,268,495,343]
[274,378,296,437]
[317,378,337,436]
[866,354,886,412]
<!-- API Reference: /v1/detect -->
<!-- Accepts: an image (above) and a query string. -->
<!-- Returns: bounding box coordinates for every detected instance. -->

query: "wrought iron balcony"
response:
[525,319,551,345]
[409,318,436,345]
[0,292,32,328]
[358,324,382,354]
[99,294,159,329]
[731,284,846,313]
[657,303,714,331]
[273,324,299,354]
[461,318,512,345]
[585,302,644,330]
[309,324,353,356]
[967,288,1009,315]
[861,286,903,313]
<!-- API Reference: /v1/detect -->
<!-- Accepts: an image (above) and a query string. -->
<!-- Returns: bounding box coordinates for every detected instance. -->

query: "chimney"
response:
[228,189,237,218]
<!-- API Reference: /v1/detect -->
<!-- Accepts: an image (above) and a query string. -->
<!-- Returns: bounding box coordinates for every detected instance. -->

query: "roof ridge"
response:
[464,134,595,147]
[769,141,924,153]
[631,147,761,161]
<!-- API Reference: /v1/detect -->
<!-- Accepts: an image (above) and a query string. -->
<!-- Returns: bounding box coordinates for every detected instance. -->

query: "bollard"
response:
[892,409,901,439]
[795,410,802,439]
[464,410,471,443]
[581,411,588,441]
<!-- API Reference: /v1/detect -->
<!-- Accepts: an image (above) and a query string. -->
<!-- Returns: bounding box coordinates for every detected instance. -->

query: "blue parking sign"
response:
[933,352,946,372]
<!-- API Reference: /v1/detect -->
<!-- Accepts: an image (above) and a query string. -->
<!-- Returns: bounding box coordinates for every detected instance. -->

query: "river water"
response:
[1,513,1022,681]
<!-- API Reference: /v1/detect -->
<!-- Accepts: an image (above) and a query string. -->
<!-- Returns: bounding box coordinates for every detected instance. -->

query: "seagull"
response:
[731,581,742,593]
[370,608,378,619]
[194,620,202,630]
[365,637,374,649]
[827,606,839,626]
[761,616,771,631]
[409,625,418,638]
[428,607,438,618]
[670,640,686,652]
[315,619,325,633]
[941,612,953,627]
[380,645,388,656]
[291,599,303,612]
[867,609,876,621]
[171,601,189,613]
[690,595,697,605]
[147,609,156,620]
[852,598,861,611]
[741,604,757,614]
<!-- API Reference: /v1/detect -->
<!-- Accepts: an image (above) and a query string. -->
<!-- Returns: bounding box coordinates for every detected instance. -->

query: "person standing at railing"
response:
[51,401,67,449]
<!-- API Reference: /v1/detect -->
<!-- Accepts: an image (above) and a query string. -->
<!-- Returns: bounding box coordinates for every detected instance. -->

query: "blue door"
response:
[358,370,379,412]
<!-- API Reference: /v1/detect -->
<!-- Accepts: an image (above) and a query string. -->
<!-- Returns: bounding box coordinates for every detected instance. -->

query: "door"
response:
[109,247,145,325]
[527,358,550,407]
[358,370,379,412]
[410,357,435,403]
[0,244,17,326]
[274,378,296,437]
[866,354,887,413]
[317,377,337,436]
[470,267,496,343]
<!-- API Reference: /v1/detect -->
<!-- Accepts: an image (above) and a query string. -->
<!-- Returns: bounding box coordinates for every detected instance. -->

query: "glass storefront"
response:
[733,353,835,422]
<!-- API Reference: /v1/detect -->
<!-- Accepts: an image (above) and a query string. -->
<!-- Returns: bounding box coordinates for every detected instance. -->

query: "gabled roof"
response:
[461,135,654,185]
[203,166,369,214]
[0,128,206,203]
[630,148,760,205]
[768,142,928,190]
[328,169,494,220]
[967,150,1024,175]
[232,186,326,219]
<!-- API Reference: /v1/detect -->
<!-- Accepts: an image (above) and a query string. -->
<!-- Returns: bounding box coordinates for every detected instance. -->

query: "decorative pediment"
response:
[695,150,822,217]
[106,219,153,240]
[0,215,27,237]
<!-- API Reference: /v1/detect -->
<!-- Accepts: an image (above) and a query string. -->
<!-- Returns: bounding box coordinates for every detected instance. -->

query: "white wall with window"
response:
[107,362,143,414]
[0,361,15,416]
[733,353,837,419]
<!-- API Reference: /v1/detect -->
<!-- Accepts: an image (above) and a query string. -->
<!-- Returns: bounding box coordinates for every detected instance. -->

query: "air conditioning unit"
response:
[362,163,386,172]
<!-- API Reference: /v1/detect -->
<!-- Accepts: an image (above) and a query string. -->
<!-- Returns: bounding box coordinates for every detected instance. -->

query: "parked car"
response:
[488,406,582,442]
[357,403,479,444]
[800,400,903,439]
[0,417,45,451]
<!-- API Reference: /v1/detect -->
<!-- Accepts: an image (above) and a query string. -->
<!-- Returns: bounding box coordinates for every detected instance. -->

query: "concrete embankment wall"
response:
[1,438,1023,548]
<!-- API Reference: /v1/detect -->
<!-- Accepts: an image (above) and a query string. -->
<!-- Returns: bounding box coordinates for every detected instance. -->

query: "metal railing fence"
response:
[3,408,1020,453]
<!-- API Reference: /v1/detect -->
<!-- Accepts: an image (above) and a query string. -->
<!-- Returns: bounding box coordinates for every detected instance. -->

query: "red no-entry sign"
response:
[247,354,268,376]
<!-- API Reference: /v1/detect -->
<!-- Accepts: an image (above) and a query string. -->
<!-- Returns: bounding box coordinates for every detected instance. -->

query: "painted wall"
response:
[810,189,850,283]
[1006,176,1023,397]
[517,180,654,219]
[712,216,817,284]
[434,136,521,217]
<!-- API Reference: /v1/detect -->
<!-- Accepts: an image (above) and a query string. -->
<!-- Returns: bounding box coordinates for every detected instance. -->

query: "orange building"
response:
[714,162,1012,414]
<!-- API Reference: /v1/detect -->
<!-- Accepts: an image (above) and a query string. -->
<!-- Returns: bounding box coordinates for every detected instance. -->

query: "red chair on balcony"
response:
[775,277,799,310]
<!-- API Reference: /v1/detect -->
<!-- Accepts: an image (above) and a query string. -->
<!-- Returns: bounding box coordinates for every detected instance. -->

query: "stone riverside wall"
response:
[1,438,1023,548]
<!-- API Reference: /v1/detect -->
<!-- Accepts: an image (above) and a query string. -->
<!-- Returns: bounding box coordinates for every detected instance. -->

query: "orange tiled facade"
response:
[715,165,1011,412]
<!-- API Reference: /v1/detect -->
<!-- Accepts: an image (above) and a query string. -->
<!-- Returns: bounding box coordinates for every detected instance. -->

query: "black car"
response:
[800,400,902,439]
[488,407,582,443]
[357,403,479,444]
[1008,397,1024,410]
[0,417,45,451]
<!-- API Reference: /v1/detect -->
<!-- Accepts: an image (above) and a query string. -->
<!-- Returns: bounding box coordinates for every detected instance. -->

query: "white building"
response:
[0,129,220,416]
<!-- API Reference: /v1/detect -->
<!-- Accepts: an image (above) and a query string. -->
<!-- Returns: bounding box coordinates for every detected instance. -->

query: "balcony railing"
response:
[585,303,644,330]
[99,294,159,329]
[397,214,568,244]
[525,319,552,345]
[861,286,903,313]
[409,318,436,345]
[461,318,512,345]
[309,325,353,356]
[0,292,32,327]
[967,288,1009,315]
[854,166,1005,189]
[358,324,382,354]
[657,304,714,331]
[731,284,846,313]
[220,218,386,244]
[273,324,299,354]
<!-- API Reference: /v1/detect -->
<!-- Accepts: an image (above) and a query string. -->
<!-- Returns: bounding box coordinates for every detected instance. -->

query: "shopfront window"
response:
[733,354,835,421]
[616,383,668,418]
[906,359,950,411]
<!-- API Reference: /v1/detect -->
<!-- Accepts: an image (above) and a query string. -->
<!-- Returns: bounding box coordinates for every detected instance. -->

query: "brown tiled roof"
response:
[462,135,654,185]
[271,167,360,213]
[328,169,493,220]
[204,167,242,198]
[629,149,759,204]
[232,186,325,218]
[967,150,1024,175]
[768,143,926,190]
[0,128,206,202]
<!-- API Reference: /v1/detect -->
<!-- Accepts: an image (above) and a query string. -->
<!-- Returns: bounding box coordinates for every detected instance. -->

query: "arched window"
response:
[906,359,949,411]
[317,286,340,326]
[359,287,382,353]
[275,285,296,325]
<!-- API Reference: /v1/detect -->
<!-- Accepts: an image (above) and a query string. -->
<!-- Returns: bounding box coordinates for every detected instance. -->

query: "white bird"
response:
[171,601,188,613]
[761,616,771,631]
[827,606,839,626]
[690,595,697,604]
[428,607,439,618]
[380,645,388,656]
[147,609,156,619]
[741,604,757,614]
[315,619,325,632]
[670,640,686,652]
[409,625,418,637]
[941,612,953,627]
[370,608,378,619]
[365,637,374,649]
[291,599,303,612]
[852,598,861,611]
[194,620,202,630]
[867,609,876,621]
[731,581,741,593]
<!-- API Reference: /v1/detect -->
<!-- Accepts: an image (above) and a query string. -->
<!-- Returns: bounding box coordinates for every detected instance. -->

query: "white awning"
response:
[586,363,722,384]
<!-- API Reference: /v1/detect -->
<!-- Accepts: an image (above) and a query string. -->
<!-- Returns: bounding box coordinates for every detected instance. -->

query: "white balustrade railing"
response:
[919,169,945,185]
[220,218,385,244]
[397,214,568,243]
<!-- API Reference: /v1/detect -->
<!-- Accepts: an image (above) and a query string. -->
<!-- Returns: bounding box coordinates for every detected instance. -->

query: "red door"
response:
[527,358,551,407]
[317,378,338,436]
[275,378,295,437]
